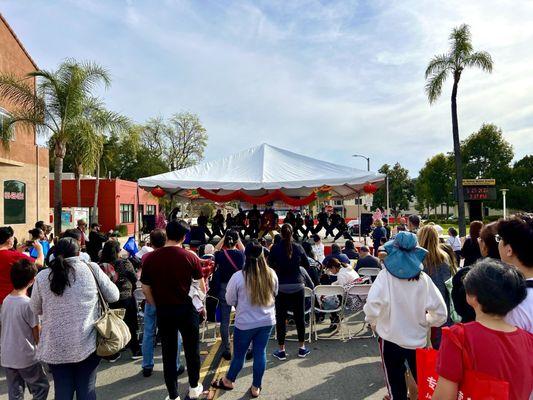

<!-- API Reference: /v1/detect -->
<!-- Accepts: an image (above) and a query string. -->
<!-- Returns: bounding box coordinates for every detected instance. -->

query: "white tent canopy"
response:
[138,143,385,199]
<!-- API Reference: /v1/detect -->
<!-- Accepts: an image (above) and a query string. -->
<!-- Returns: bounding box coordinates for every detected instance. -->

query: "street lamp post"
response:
[501,189,509,219]
[352,154,370,171]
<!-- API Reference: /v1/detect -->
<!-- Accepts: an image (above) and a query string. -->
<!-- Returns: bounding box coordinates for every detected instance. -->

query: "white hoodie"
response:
[364,269,447,349]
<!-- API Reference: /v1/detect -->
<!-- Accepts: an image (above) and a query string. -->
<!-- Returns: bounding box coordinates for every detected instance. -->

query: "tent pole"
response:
[357,191,361,244]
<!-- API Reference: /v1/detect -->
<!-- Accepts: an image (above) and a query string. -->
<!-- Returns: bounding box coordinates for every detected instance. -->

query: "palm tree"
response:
[425,24,493,236]
[0,59,111,234]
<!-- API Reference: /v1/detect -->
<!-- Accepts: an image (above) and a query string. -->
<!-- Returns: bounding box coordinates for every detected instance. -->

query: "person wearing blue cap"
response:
[363,231,447,400]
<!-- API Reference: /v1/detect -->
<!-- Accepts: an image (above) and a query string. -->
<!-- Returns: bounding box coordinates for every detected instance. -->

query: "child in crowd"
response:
[0,258,49,400]
[433,259,533,400]
[364,232,447,399]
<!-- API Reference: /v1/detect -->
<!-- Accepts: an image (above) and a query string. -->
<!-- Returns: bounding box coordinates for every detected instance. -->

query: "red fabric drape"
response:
[196,188,317,206]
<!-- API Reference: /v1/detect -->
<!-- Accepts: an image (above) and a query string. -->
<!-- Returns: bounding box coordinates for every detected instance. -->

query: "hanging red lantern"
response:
[151,187,166,198]
[363,183,378,194]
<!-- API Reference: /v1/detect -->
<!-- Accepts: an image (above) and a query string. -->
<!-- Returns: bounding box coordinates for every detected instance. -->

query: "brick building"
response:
[0,14,49,240]
[49,177,159,235]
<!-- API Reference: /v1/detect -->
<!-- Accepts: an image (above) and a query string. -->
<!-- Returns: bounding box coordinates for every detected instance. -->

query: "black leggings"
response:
[379,338,417,400]
[157,304,201,399]
[275,290,305,345]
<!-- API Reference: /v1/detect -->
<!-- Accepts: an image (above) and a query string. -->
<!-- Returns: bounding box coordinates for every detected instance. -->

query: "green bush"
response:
[200,203,215,219]
[115,224,129,237]
[483,215,502,223]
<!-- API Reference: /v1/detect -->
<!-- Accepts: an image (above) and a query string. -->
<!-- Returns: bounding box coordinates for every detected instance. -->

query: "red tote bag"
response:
[417,324,509,400]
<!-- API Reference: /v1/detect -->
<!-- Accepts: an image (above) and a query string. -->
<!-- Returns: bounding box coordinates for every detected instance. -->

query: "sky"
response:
[2,0,533,176]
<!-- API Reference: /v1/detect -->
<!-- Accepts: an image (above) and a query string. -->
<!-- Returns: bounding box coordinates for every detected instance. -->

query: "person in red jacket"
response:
[433,259,533,400]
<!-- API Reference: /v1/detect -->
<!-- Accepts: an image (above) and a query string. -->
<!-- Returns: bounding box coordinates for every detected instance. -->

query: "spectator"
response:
[141,229,184,378]
[433,259,533,400]
[478,221,500,260]
[47,229,91,264]
[323,243,351,266]
[27,228,50,260]
[213,230,245,360]
[498,214,533,333]
[364,231,447,400]
[211,242,278,398]
[461,220,483,267]
[301,241,321,286]
[30,237,119,399]
[141,221,205,400]
[355,246,381,273]
[446,227,461,265]
[407,214,421,234]
[76,219,88,249]
[99,240,141,361]
[86,223,109,262]
[311,234,325,263]
[1,258,49,400]
[269,224,311,360]
[325,257,359,287]
[418,225,455,347]
[382,217,391,240]
[1,226,43,308]
[371,219,387,256]
[342,240,359,260]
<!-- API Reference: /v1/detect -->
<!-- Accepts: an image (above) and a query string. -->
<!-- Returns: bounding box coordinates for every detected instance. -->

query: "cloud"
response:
[1,0,532,177]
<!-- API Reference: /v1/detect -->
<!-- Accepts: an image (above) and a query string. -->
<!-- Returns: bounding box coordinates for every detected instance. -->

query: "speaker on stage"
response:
[360,213,373,235]
[142,215,156,233]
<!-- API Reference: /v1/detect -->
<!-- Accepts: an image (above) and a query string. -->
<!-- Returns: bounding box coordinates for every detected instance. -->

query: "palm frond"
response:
[425,53,453,78]
[450,24,473,63]
[464,51,493,73]
[425,68,449,104]
[0,74,42,113]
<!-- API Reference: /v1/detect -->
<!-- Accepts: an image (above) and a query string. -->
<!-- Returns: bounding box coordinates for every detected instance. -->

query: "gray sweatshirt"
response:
[30,257,119,364]
[225,269,278,330]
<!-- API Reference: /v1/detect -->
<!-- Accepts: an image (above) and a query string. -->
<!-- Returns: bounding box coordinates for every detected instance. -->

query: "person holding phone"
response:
[213,230,245,360]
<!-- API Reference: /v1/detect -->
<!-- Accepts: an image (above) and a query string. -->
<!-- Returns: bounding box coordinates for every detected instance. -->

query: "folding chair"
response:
[201,295,219,342]
[345,284,374,339]
[312,285,346,340]
[285,287,314,343]
[357,267,381,280]
[133,287,145,341]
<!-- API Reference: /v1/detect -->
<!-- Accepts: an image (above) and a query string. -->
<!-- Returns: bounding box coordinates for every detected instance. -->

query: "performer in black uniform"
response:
[294,213,306,240]
[329,209,342,238]
[303,213,315,239]
[334,215,354,241]
[197,211,212,240]
[315,207,332,238]
[246,204,261,239]
[211,209,225,239]
[235,207,247,240]
[225,212,235,231]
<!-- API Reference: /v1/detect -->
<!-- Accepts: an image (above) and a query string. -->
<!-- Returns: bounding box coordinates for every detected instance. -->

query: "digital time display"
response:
[463,187,497,201]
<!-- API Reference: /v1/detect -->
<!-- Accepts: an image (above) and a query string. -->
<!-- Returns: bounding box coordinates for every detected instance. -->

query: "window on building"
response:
[4,180,26,224]
[146,205,156,215]
[0,108,14,141]
[120,204,134,223]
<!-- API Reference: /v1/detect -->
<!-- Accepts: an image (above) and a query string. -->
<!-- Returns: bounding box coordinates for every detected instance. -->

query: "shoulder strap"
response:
[85,261,109,313]
[223,250,240,272]
[444,323,473,371]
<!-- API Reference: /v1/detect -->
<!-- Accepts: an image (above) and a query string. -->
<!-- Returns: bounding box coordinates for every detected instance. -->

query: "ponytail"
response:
[244,242,275,306]
[280,223,293,259]
[48,237,79,296]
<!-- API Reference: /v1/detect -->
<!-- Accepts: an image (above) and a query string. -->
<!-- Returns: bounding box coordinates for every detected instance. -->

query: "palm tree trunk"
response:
[451,73,466,236]
[75,165,82,208]
[92,163,100,224]
[53,141,66,235]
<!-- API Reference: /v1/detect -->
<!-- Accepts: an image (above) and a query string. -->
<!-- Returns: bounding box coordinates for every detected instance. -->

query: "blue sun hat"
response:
[383,231,428,279]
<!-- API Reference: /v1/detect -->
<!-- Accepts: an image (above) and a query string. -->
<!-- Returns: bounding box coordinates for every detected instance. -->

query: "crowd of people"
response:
[0,210,532,400]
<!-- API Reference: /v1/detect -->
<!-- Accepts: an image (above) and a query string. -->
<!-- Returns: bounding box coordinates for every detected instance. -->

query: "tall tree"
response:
[416,153,455,216]
[507,155,533,212]
[373,163,414,217]
[425,24,493,236]
[0,60,111,234]
[141,112,208,170]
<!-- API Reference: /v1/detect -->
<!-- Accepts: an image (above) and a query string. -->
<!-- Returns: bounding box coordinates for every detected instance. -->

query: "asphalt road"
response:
[0,314,387,400]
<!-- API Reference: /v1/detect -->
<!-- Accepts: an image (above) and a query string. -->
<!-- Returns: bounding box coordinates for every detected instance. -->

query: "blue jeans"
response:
[226,325,273,388]
[49,352,100,400]
[218,285,232,352]
[142,302,182,369]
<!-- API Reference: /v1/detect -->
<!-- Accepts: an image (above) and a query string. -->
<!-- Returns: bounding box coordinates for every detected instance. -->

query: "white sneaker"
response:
[164,396,181,400]
[188,384,204,399]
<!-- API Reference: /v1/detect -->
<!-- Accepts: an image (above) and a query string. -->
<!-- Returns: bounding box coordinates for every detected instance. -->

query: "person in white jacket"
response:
[364,231,447,400]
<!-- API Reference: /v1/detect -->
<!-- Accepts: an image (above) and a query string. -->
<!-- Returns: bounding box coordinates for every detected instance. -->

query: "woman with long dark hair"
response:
[30,237,119,400]
[268,224,311,360]
[211,242,278,397]
[213,229,245,360]
[99,240,140,360]
[461,220,483,266]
